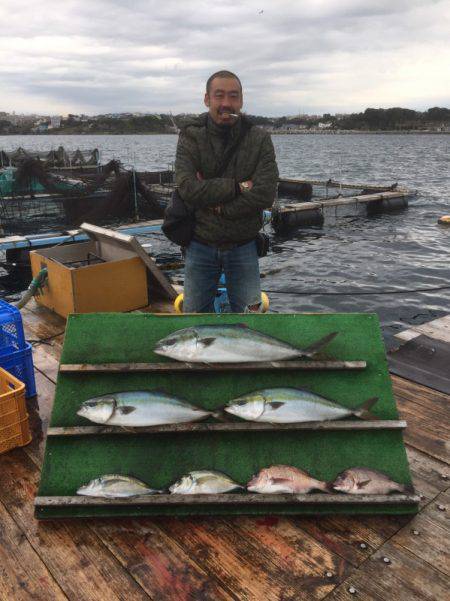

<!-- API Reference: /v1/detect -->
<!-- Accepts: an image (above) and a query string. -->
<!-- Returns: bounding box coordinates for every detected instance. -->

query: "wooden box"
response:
[30,226,149,318]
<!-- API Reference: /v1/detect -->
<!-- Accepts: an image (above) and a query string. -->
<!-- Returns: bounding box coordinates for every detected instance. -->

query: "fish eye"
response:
[235,400,247,406]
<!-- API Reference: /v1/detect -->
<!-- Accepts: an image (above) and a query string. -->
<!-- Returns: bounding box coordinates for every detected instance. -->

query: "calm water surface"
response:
[1,133,449,347]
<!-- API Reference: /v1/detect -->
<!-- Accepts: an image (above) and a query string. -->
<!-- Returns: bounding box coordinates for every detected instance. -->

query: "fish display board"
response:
[35,312,418,518]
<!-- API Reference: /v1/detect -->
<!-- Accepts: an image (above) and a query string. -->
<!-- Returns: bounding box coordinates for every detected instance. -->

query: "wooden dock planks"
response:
[327,541,449,600]
[0,498,67,601]
[0,299,448,599]
[393,375,450,464]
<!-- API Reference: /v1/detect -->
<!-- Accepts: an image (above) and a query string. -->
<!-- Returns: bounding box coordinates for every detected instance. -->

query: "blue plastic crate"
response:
[0,342,36,398]
[0,300,27,357]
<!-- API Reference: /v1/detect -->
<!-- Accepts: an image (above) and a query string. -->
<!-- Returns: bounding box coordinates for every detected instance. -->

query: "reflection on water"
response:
[0,133,449,347]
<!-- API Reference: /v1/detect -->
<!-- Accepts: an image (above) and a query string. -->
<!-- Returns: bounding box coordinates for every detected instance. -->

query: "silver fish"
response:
[77,390,212,426]
[77,474,161,498]
[154,324,337,363]
[247,465,328,494]
[169,470,243,494]
[225,388,378,423]
[331,467,410,495]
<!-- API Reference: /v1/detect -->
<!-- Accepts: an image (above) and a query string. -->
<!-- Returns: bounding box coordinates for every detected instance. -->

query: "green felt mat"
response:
[36,312,417,518]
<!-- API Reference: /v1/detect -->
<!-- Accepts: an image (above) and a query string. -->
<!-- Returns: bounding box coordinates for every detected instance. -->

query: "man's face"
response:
[204,76,243,126]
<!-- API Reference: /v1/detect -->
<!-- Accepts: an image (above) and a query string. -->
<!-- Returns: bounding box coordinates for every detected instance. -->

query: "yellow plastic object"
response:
[0,367,31,454]
[261,292,270,312]
[438,215,450,225]
[174,293,184,313]
[174,292,270,313]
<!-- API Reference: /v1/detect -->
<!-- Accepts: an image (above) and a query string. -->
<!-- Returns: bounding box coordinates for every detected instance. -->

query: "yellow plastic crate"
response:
[0,366,31,454]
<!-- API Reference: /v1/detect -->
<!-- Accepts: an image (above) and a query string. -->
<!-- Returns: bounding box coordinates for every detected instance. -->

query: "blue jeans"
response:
[183,239,261,313]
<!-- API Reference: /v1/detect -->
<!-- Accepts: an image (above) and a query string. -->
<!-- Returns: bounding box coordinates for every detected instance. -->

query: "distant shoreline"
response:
[0,130,448,136]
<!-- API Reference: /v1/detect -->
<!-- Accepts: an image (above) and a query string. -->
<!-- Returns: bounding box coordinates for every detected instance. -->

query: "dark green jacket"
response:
[175,113,278,245]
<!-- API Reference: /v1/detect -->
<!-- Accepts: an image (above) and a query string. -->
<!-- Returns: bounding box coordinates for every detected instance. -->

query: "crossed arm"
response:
[175,132,279,217]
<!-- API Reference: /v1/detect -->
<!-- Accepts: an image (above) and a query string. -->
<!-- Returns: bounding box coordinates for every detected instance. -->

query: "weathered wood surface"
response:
[0,498,67,601]
[395,314,450,344]
[0,302,448,600]
[59,359,367,373]
[91,518,233,600]
[390,490,449,575]
[279,190,413,213]
[79,222,178,301]
[156,516,353,600]
[393,375,450,464]
[327,540,449,600]
[35,492,419,508]
[0,450,152,601]
[46,420,406,437]
[279,177,408,192]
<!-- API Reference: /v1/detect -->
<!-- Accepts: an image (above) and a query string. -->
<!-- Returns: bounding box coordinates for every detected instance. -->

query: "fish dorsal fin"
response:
[357,479,371,489]
[151,388,174,397]
[117,406,136,415]
[150,389,188,404]
[102,474,131,484]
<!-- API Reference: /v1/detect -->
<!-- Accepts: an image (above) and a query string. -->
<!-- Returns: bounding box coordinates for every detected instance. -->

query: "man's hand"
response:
[239,180,253,192]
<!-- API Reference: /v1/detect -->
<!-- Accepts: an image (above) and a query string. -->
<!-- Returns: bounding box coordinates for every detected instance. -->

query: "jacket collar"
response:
[206,114,241,142]
[182,112,252,140]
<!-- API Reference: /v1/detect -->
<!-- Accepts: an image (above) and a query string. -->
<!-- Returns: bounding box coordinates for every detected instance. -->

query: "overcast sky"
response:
[1,0,449,116]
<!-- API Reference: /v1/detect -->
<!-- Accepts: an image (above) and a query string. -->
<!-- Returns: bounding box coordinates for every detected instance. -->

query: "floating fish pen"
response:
[131,175,417,232]
[273,178,417,231]
[0,146,100,172]
[0,157,171,236]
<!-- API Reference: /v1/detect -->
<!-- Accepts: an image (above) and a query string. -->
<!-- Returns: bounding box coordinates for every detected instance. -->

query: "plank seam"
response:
[0,496,69,600]
[10,448,154,601]
[94,523,239,601]
[321,489,449,599]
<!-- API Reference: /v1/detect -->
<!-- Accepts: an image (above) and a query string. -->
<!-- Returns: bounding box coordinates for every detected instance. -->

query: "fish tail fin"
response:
[401,483,415,495]
[211,409,229,422]
[353,397,380,420]
[315,480,330,493]
[301,332,338,357]
[325,481,335,493]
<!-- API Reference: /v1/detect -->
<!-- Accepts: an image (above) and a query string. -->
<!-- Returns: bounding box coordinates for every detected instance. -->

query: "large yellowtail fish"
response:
[77,390,212,426]
[225,388,379,423]
[154,324,337,363]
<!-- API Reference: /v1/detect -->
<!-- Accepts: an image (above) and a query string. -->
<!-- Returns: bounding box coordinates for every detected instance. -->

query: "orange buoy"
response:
[438,215,450,225]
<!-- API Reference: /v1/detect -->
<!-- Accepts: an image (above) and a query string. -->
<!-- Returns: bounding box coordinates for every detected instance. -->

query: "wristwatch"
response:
[239,181,250,192]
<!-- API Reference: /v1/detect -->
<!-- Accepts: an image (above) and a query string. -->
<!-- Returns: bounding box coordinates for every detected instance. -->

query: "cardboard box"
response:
[30,226,149,317]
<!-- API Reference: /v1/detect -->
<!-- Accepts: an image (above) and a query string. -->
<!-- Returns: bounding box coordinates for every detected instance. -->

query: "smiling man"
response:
[174,70,279,313]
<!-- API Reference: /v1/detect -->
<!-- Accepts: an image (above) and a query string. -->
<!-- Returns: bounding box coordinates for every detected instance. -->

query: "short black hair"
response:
[206,70,242,94]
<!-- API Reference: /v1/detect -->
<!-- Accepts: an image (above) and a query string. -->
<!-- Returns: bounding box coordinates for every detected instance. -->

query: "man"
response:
[175,70,279,313]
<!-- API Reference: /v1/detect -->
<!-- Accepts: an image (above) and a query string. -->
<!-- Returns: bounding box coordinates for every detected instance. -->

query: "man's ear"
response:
[204,93,210,108]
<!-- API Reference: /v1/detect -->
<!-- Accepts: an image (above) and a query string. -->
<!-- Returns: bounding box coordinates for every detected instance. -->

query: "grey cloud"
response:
[1,0,449,114]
